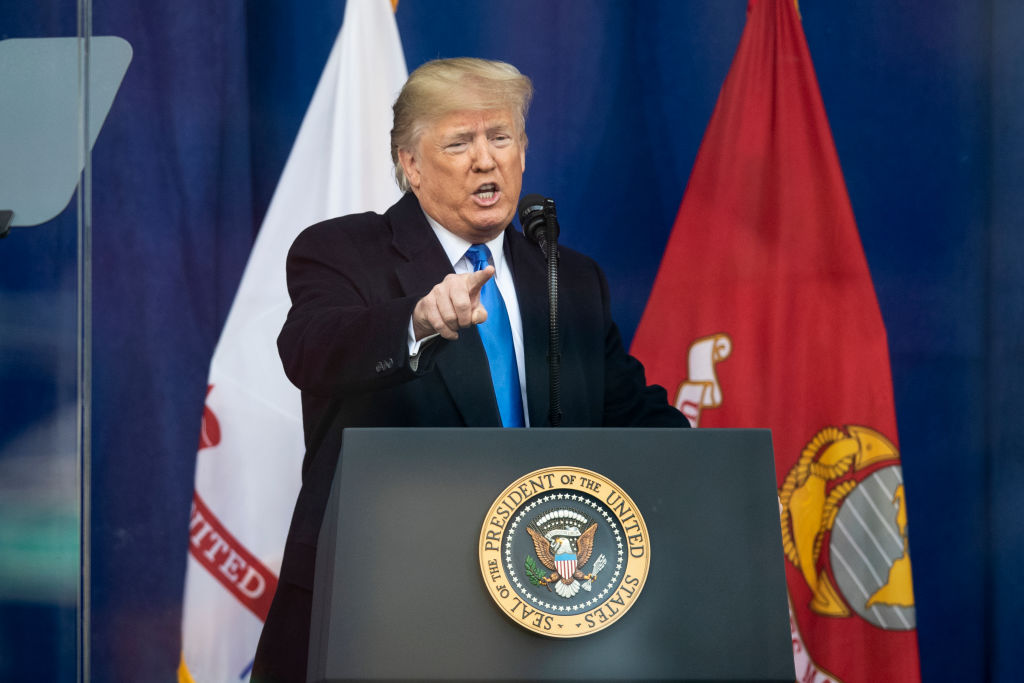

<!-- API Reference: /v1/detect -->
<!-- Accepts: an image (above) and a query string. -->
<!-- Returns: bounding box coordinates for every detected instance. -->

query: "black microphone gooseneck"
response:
[518,194,562,427]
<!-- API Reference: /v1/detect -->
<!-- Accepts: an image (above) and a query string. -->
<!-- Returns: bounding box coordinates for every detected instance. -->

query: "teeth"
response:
[477,191,494,199]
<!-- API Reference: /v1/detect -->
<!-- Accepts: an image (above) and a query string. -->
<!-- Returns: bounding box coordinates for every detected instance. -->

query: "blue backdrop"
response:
[0,1,1021,681]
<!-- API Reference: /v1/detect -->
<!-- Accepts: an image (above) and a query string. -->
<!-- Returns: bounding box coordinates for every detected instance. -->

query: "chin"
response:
[472,209,514,231]
[469,226,505,241]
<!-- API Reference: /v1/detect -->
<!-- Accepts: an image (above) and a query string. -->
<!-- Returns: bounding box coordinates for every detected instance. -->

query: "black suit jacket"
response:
[252,192,686,682]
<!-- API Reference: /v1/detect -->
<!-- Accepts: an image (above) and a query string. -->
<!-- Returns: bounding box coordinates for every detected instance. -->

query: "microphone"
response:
[518,194,559,246]
[517,193,563,427]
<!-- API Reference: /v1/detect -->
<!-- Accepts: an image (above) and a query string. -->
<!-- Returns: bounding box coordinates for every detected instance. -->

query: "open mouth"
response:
[473,183,500,204]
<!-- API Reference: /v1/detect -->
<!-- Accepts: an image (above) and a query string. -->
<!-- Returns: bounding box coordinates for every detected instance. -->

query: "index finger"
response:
[465,265,495,296]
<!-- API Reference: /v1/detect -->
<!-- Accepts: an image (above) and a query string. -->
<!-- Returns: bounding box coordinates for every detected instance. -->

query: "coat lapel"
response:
[389,193,452,296]
[388,193,502,427]
[506,229,551,427]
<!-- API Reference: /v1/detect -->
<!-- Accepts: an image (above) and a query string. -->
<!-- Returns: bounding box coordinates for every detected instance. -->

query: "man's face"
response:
[399,106,525,243]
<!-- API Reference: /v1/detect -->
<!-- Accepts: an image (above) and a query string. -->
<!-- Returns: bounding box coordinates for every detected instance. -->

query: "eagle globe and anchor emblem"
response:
[479,466,650,637]
[779,424,916,631]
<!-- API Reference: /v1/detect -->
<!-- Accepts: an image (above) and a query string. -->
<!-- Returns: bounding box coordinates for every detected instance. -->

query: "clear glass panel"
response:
[0,2,89,682]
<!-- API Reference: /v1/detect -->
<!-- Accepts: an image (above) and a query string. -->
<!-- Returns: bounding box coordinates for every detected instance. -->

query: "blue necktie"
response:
[465,244,525,427]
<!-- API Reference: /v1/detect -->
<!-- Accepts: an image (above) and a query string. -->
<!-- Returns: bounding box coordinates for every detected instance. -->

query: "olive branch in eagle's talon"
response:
[524,555,557,588]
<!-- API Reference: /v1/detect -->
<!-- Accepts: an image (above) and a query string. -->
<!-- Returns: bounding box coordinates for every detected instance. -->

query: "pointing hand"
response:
[412,266,494,341]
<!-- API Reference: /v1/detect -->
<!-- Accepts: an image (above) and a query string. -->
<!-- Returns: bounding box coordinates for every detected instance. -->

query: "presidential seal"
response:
[478,466,650,637]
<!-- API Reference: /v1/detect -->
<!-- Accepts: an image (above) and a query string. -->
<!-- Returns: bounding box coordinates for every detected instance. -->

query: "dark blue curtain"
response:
[0,1,1020,681]
[87,3,255,679]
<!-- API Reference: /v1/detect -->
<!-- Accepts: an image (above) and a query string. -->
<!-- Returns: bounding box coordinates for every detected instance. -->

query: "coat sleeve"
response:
[276,218,437,398]
[594,262,691,428]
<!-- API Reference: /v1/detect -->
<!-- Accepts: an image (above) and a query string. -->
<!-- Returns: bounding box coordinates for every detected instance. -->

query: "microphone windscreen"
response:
[518,193,548,244]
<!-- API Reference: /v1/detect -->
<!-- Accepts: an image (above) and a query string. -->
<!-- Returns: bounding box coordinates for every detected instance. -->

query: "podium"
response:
[310,428,794,682]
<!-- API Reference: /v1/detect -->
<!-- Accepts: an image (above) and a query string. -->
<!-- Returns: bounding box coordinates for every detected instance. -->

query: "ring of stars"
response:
[503,491,625,614]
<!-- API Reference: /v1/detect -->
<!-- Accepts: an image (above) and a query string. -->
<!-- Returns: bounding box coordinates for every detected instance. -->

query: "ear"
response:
[398,147,421,189]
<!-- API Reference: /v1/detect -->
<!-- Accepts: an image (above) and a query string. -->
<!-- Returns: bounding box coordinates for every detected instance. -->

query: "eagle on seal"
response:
[527,522,599,598]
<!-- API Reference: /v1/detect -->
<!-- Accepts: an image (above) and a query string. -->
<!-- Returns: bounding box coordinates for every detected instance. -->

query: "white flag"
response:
[178,1,407,680]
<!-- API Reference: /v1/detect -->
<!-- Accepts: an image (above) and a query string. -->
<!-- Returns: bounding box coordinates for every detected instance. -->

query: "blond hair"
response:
[391,58,533,191]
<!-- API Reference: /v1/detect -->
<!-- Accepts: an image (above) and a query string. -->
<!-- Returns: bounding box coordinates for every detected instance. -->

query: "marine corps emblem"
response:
[779,425,915,631]
[479,467,650,637]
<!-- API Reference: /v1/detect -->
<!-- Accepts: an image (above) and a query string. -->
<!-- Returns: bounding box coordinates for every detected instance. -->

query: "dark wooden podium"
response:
[309,428,794,682]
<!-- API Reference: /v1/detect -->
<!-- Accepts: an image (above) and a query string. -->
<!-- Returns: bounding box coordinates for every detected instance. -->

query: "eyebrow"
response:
[443,131,475,143]
[442,122,515,143]
[486,122,514,134]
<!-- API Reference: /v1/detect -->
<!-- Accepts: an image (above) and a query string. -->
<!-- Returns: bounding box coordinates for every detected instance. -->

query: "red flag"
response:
[630,1,920,681]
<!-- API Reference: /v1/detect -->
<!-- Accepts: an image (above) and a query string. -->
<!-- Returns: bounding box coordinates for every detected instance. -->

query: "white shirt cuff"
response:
[408,317,439,372]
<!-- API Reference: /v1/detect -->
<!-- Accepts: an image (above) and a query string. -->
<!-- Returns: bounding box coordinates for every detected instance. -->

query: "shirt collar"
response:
[422,210,506,272]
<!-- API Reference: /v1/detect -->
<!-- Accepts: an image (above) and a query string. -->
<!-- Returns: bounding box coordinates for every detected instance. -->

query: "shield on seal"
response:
[555,553,577,582]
